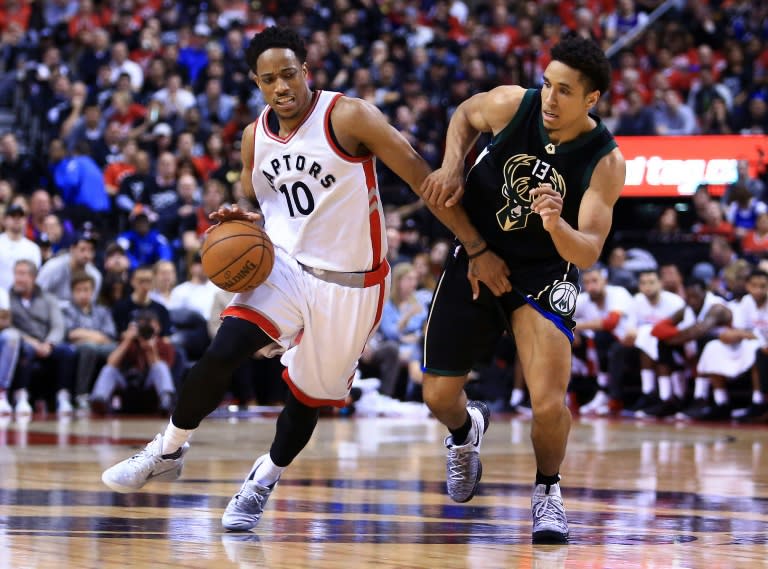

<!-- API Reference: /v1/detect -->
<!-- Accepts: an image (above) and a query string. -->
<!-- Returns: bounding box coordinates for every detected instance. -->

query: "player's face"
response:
[638,272,661,299]
[582,270,605,300]
[684,285,706,312]
[541,61,599,132]
[747,275,768,305]
[255,48,312,122]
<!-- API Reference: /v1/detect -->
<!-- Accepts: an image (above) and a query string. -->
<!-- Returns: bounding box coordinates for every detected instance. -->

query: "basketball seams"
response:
[205,243,269,280]
[201,221,274,292]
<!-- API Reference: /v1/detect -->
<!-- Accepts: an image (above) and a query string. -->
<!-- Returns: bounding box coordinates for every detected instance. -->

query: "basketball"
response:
[201,220,275,293]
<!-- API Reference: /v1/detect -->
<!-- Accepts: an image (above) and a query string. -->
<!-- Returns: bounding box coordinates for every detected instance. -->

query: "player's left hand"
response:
[530,184,563,232]
[467,250,511,300]
[208,204,263,226]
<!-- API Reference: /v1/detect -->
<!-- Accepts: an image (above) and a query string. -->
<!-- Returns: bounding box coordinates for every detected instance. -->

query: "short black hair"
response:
[550,35,611,96]
[749,269,768,281]
[246,26,307,72]
[684,277,707,291]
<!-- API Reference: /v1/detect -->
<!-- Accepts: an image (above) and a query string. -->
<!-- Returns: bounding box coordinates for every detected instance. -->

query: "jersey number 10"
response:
[279,181,316,217]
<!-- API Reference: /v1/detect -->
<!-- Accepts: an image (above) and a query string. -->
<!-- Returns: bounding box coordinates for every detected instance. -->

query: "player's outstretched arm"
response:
[536,148,625,268]
[333,96,511,298]
[421,86,526,209]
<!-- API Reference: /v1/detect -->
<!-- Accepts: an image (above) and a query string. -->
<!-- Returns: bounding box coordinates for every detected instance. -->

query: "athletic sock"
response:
[536,471,561,493]
[162,420,194,456]
[449,413,472,446]
[255,454,286,486]
[640,369,655,394]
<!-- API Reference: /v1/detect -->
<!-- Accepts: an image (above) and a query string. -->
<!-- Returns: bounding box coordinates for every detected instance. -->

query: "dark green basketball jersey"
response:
[462,88,618,263]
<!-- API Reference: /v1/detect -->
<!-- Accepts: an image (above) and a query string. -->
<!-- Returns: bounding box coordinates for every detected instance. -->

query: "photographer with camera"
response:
[89,309,176,416]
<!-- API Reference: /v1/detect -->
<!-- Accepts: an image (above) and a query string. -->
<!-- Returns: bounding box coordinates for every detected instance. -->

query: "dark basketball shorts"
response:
[423,249,580,376]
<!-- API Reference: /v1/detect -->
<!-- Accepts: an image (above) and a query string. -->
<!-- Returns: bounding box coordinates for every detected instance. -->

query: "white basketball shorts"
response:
[221,247,390,407]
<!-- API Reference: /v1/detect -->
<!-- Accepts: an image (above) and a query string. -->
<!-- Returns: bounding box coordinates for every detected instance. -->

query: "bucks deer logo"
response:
[497,154,566,231]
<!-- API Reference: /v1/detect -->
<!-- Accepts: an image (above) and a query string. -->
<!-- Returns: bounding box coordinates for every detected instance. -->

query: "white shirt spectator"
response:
[632,289,686,327]
[0,233,41,291]
[168,280,219,320]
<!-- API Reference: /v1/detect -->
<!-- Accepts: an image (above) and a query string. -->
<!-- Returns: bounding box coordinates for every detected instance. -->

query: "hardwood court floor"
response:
[1,411,767,569]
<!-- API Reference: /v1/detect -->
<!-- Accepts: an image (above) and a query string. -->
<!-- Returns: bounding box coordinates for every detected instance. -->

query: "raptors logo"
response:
[496,154,566,231]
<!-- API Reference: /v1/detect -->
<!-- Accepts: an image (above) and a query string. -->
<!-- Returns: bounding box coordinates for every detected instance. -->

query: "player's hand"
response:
[530,184,563,232]
[420,167,465,208]
[209,204,263,225]
[467,250,511,300]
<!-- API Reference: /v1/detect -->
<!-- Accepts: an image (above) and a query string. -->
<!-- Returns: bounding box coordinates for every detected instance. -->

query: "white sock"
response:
[693,378,709,400]
[162,420,194,455]
[253,454,285,486]
[672,372,687,400]
[57,389,71,403]
[658,376,672,401]
[510,388,525,406]
[640,369,655,394]
[597,372,610,389]
[753,391,765,405]
[713,388,729,406]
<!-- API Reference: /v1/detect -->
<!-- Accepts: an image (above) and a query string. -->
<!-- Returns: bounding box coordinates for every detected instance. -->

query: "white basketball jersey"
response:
[732,294,768,343]
[574,284,634,339]
[632,290,685,327]
[251,90,386,272]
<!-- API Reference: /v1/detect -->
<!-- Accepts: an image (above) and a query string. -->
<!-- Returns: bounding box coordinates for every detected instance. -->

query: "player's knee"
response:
[421,374,464,412]
[530,392,567,421]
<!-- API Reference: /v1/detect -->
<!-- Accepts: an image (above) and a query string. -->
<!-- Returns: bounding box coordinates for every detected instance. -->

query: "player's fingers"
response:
[470,277,480,301]
[444,187,464,207]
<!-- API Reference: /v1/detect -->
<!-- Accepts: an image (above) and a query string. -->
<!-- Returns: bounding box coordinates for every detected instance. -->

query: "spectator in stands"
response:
[151,72,195,122]
[89,308,175,416]
[742,211,768,261]
[48,139,110,225]
[722,159,766,204]
[614,90,656,135]
[63,271,117,413]
[734,94,768,134]
[0,203,41,291]
[168,254,218,321]
[197,78,236,127]
[147,151,181,237]
[103,138,139,197]
[10,259,77,415]
[36,230,102,307]
[181,177,224,258]
[149,260,177,308]
[109,41,144,93]
[112,264,172,337]
[117,205,173,270]
[693,200,735,242]
[0,285,25,416]
[700,97,734,134]
[654,89,698,135]
[0,132,43,195]
[380,263,429,370]
[725,185,767,239]
[688,66,733,118]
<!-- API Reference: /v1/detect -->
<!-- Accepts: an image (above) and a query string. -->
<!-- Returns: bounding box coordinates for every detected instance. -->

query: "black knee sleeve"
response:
[270,392,320,467]
[172,317,274,429]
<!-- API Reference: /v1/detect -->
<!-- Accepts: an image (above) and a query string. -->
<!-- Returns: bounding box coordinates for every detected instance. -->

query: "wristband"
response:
[467,245,490,260]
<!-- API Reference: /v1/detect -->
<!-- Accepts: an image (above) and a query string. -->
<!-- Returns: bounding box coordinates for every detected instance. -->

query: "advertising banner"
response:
[615,135,768,197]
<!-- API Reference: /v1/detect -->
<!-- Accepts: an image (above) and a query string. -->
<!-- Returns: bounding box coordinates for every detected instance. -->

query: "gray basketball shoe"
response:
[445,400,490,503]
[102,433,189,493]
[532,482,569,543]
[222,454,278,531]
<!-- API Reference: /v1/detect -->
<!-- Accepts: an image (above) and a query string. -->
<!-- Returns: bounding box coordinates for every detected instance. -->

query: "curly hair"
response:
[245,26,307,72]
[550,36,611,96]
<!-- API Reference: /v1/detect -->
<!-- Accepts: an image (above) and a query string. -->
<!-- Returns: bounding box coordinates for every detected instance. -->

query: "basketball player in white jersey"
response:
[647,277,731,419]
[572,265,634,415]
[695,269,768,421]
[101,26,508,531]
[627,269,686,416]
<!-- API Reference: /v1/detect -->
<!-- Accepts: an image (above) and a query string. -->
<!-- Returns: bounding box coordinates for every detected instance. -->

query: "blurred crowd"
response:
[0,0,766,420]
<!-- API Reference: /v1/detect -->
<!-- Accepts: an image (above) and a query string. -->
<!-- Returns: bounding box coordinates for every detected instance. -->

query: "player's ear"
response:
[302,62,309,77]
[586,90,600,109]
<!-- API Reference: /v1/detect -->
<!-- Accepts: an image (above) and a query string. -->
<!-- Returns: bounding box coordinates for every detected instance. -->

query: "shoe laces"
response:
[533,494,566,527]
[447,446,474,482]
[233,483,270,511]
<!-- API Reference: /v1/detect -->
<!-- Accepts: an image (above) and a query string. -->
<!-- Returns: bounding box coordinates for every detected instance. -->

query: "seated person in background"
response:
[63,271,118,412]
[379,262,428,370]
[647,277,732,419]
[36,231,102,307]
[573,265,635,415]
[693,201,735,243]
[112,265,172,336]
[168,253,218,321]
[117,205,173,270]
[9,259,77,415]
[626,269,686,414]
[149,260,177,308]
[0,286,27,416]
[742,211,768,261]
[725,185,767,240]
[180,178,227,261]
[692,269,768,422]
[89,309,176,415]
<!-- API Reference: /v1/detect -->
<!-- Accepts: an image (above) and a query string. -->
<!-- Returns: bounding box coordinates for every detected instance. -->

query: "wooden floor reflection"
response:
[1,411,767,568]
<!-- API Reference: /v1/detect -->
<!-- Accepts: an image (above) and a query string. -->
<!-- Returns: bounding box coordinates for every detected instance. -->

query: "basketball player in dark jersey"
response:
[419,36,626,543]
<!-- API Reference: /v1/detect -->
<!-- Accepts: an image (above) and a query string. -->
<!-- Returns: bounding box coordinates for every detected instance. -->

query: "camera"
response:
[137,321,155,340]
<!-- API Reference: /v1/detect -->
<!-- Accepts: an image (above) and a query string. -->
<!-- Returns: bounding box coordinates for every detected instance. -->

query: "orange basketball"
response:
[201,220,275,293]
